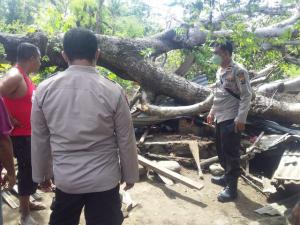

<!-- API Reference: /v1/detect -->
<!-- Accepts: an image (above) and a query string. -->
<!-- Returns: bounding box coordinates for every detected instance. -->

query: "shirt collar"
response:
[66,65,98,73]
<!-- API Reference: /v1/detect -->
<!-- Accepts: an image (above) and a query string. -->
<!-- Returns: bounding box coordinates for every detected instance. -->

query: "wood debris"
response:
[138,155,204,190]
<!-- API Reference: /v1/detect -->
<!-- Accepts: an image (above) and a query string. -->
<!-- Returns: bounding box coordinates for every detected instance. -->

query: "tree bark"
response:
[174,54,195,77]
[257,76,300,95]
[139,95,213,117]
[250,95,300,124]
[0,8,300,124]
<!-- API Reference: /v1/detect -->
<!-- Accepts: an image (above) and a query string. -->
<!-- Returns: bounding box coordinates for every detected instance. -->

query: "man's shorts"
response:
[11,136,38,196]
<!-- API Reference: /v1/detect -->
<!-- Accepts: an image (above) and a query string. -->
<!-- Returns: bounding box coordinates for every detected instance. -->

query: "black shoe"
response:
[217,186,238,203]
[211,175,227,187]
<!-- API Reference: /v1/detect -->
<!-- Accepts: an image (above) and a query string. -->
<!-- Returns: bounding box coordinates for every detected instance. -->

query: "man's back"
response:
[32,65,138,194]
[31,28,138,225]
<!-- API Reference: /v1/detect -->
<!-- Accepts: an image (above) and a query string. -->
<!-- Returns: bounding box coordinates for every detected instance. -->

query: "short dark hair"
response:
[214,41,233,56]
[63,28,98,62]
[17,43,40,62]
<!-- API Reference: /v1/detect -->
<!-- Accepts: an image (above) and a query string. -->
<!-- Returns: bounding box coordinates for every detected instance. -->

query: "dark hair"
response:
[63,28,98,62]
[17,43,40,62]
[214,41,233,56]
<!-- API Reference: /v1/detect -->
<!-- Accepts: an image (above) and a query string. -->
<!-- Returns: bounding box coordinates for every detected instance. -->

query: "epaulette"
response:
[47,72,59,79]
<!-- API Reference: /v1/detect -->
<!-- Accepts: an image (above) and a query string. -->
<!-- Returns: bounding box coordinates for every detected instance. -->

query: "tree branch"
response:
[285,54,300,66]
[199,4,296,27]
[254,4,300,38]
[174,54,195,77]
[138,94,213,118]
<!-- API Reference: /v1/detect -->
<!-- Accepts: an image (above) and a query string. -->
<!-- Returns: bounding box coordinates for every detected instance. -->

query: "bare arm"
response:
[0,135,16,189]
[0,68,24,98]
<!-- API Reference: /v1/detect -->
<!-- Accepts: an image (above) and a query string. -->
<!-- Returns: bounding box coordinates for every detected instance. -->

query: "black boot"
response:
[211,175,227,187]
[217,178,238,203]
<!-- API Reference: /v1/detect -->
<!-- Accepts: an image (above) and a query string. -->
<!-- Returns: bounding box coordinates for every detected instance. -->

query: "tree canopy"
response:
[0,0,299,88]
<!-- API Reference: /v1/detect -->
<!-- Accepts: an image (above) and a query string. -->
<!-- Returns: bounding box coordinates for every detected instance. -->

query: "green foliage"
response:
[165,50,184,72]
[113,16,145,38]
[140,48,155,58]
[98,67,134,91]
[191,44,218,82]
[33,3,75,34]
[0,0,300,89]
[31,66,58,85]
[0,64,11,75]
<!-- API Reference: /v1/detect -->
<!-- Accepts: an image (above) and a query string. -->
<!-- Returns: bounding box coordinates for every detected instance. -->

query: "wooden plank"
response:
[144,141,190,146]
[138,129,150,145]
[145,153,194,167]
[188,141,203,179]
[2,191,19,209]
[138,155,204,190]
[241,175,266,196]
[158,174,175,185]
[246,132,265,153]
[200,156,219,168]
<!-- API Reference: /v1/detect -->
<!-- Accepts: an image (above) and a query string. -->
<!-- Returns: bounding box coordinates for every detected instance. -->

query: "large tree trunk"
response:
[0,4,300,124]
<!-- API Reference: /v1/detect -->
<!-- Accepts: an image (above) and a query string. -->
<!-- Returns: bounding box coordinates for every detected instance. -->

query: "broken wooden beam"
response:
[188,141,204,179]
[200,156,219,168]
[241,175,267,196]
[246,132,265,153]
[138,129,150,145]
[2,191,19,209]
[145,153,194,165]
[143,140,212,146]
[138,155,204,190]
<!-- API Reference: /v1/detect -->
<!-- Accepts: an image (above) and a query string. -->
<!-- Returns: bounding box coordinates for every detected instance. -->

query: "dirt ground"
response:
[3,169,287,225]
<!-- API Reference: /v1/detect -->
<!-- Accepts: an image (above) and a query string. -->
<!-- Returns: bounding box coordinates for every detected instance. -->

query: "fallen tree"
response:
[0,3,300,125]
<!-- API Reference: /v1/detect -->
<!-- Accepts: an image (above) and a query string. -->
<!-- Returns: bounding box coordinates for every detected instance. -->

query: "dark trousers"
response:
[49,185,124,225]
[216,119,242,181]
[11,136,38,196]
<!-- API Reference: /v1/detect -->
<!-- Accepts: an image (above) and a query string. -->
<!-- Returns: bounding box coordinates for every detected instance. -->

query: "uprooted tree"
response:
[1,1,300,125]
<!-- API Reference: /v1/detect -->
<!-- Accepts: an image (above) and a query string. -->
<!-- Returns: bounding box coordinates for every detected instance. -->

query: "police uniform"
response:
[31,65,139,225]
[210,60,252,201]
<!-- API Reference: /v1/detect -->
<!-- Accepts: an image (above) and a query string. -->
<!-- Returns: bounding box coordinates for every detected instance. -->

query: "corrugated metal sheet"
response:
[257,134,290,151]
[272,148,300,184]
[191,74,209,86]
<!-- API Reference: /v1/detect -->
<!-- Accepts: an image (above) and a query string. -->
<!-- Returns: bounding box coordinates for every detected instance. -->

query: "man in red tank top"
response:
[0,43,45,225]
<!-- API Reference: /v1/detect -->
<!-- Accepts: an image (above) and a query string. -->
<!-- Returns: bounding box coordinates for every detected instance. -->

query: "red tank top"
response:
[3,65,36,136]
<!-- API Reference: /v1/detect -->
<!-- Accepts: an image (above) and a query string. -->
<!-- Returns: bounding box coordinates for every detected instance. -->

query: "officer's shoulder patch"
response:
[47,72,59,79]
[237,71,246,84]
[225,65,233,73]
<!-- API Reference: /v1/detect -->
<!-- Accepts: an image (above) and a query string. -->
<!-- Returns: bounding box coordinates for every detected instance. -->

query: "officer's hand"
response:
[207,113,214,125]
[40,179,54,192]
[292,203,300,225]
[123,183,134,191]
[235,121,245,133]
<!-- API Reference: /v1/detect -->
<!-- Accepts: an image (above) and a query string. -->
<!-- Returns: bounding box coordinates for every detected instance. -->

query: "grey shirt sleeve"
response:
[31,91,53,183]
[234,69,252,124]
[114,90,139,184]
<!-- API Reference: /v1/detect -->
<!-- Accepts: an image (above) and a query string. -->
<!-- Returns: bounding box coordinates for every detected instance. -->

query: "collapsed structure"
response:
[0,2,300,221]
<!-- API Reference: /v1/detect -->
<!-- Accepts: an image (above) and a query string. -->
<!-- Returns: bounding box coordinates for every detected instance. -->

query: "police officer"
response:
[207,41,252,202]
